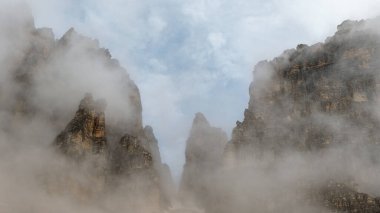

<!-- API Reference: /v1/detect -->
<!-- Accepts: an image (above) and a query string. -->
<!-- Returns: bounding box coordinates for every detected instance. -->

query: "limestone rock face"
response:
[229,18,380,158]
[227,18,380,212]
[55,94,107,158]
[227,20,380,156]
[180,113,227,208]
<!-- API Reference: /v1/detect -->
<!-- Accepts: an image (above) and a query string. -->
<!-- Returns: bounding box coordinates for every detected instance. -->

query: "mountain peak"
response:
[192,112,210,127]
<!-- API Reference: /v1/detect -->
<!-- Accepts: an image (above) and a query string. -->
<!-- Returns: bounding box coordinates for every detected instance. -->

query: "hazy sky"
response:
[20,0,380,179]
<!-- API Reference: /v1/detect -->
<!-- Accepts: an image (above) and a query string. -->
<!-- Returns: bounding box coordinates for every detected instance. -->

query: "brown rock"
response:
[54,93,107,158]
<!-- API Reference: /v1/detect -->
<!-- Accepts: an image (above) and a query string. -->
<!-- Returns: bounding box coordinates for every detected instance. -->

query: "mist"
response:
[176,17,380,213]
[1,1,380,213]
[0,1,157,212]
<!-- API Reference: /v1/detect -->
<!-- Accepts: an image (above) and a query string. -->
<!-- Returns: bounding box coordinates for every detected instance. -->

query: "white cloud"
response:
[208,32,226,49]
[148,15,167,35]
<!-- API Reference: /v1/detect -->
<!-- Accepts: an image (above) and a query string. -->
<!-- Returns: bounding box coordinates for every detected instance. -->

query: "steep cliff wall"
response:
[229,19,380,159]
[224,18,380,212]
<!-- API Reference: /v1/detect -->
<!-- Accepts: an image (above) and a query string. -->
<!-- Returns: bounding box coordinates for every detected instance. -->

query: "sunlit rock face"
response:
[180,113,227,209]
[55,93,107,158]
[225,18,380,212]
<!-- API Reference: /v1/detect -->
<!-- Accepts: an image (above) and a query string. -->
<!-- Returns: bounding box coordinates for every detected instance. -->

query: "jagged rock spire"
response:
[180,112,228,208]
[185,112,227,164]
[192,112,210,127]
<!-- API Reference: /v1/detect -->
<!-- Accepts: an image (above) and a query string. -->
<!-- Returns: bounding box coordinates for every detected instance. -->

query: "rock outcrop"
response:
[55,93,107,158]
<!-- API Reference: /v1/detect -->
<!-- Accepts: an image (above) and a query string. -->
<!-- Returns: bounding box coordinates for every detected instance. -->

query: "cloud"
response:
[208,32,226,50]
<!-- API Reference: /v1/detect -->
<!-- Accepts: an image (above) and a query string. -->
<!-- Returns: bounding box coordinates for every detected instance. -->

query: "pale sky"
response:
[19,0,380,179]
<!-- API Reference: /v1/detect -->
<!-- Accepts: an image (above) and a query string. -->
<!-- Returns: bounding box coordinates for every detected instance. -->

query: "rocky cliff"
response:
[225,18,380,212]
[229,19,380,158]
[52,93,169,212]
[0,9,171,212]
